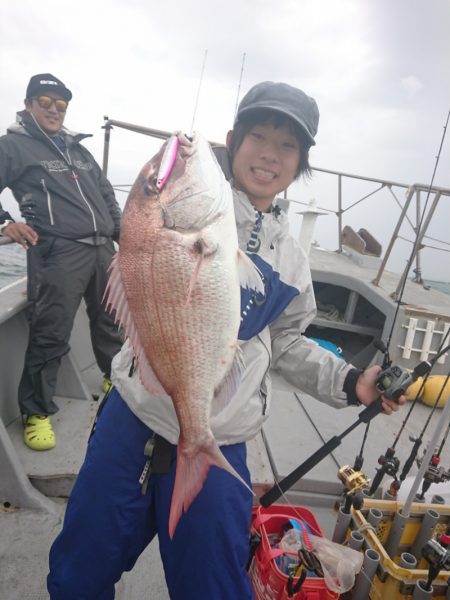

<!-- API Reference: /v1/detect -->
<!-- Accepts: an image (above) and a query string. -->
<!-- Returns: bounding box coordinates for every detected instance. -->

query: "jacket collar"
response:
[7,110,92,145]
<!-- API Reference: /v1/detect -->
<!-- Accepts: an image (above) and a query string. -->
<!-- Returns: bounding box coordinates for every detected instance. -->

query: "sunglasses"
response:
[33,95,68,112]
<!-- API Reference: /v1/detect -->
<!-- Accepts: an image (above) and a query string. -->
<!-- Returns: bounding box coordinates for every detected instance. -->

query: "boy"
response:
[47,81,404,599]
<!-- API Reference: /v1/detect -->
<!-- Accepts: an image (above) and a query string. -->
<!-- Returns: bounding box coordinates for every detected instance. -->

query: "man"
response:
[0,73,123,451]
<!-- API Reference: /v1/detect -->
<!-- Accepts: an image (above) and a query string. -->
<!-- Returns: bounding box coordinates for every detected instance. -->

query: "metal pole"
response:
[102,117,112,176]
[338,174,343,252]
[392,191,442,299]
[414,190,422,282]
[372,186,415,286]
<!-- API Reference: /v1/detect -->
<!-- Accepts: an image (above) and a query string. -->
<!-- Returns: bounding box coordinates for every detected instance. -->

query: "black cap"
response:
[25,73,72,102]
[235,81,319,146]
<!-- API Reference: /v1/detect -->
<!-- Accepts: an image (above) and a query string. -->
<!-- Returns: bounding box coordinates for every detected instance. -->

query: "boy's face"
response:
[229,122,301,212]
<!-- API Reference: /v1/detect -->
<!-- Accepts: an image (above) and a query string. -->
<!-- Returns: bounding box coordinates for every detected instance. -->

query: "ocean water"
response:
[0,242,449,296]
[0,243,27,288]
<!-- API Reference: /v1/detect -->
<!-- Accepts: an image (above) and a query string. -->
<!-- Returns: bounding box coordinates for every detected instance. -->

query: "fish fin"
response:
[212,346,245,415]
[168,439,254,539]
[186,253,205,305]
[237,249,265,294]
[185,234,218,304]
[103,254,167,397]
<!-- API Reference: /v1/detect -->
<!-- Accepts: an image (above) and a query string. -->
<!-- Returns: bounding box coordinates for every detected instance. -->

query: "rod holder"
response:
[385,509,408,558]
[412,579,433,599]
[367,508,383,529]
[399,552,418,569]
[348,531,364,551]
[431,494,445,505]
[410,509,440,559]
[351,549,380,600]
[384,489,397,501]
[332,506,352,544]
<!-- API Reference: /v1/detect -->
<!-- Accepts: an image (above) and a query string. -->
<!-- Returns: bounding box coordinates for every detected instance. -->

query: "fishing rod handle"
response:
[259,435,342,507]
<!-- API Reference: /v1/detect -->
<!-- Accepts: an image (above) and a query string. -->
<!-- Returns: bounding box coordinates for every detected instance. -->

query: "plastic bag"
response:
[310,534,363,593]
[278,529,303,575]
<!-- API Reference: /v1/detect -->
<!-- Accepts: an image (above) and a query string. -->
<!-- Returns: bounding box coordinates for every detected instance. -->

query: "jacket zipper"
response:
[40,179,54,225]
[66,148,98,233]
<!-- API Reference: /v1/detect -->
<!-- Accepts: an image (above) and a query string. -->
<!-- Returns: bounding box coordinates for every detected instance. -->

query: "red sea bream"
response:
[104,132,263,537]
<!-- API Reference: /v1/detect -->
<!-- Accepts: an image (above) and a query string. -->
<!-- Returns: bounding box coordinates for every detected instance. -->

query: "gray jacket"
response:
[111,189,352,445]
[0,111,121,240]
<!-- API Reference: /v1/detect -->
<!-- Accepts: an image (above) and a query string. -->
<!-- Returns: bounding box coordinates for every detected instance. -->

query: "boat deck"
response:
[3,377,450,599]
[1,264,450,599]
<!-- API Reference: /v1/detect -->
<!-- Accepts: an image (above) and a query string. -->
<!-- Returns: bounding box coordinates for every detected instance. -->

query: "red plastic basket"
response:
[249,504,339,600]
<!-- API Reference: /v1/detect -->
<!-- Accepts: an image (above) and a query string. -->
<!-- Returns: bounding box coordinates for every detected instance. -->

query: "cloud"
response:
[0,0,449,279]
[400,75,423,96]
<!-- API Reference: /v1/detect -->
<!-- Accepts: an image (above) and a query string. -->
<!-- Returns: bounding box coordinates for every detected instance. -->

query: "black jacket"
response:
[0,111,121,241]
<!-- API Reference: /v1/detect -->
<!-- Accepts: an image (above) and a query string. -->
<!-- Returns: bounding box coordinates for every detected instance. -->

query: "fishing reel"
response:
[416,449,450,499]
[375,361,431,400]
[422,538,450,591]
[338,465,370,494]
[338,465,369,513]
[368,446,400,496]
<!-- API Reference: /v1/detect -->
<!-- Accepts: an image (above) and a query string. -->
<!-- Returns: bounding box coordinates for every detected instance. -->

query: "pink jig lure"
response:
[156,135,180,192]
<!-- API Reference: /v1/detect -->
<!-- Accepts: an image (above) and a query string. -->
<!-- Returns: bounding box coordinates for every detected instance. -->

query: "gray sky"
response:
[1,0,449,279]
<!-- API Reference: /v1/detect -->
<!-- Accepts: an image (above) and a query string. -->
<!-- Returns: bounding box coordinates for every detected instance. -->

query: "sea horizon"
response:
[1,243,449,296]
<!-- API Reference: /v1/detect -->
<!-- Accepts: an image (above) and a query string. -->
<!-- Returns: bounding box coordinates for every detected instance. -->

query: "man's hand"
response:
[356,365,407,415]
[2,223,38,249]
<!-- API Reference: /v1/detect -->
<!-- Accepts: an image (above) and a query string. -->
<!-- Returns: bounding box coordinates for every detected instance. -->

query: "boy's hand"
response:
[1,222,38,249]
[356,365,407,415]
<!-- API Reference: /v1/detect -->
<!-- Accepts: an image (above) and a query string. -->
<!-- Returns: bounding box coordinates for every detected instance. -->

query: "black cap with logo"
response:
[25,73,72,102]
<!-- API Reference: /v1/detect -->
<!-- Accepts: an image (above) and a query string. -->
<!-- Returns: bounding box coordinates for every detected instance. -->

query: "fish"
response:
[104,132,264,538]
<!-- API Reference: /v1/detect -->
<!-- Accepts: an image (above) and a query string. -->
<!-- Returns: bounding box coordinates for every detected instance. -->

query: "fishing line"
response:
[190,49,208,136]
[355,109,450,488]
[436,416,450,458]
[233,52,247,120]
[384,107,450,354]
[295,394,341,469]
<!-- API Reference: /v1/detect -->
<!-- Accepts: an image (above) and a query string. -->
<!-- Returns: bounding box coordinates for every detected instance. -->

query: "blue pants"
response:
[47,389,254,599]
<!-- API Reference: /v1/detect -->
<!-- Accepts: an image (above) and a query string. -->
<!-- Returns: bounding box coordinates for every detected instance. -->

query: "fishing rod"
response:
[233,53,247,120]
[352,108,450,494]
[190,49,208,135]
[368,341,450,497]
[259,357,430,507]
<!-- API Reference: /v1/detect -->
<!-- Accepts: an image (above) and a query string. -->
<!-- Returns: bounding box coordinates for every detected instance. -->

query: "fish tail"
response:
[168,440,254,539]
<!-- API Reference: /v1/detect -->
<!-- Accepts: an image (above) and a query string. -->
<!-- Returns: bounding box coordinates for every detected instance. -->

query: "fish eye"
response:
[144,180,159,196]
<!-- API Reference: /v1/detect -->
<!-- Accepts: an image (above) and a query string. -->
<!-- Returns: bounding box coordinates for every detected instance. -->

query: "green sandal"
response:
[24,415,56,451]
